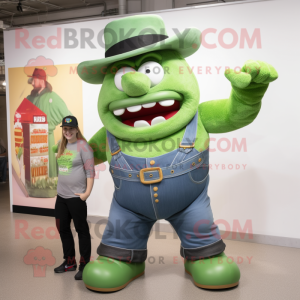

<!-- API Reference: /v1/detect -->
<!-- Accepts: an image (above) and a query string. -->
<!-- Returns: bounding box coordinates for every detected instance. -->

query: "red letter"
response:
[202,28,217,49]
[15,220,30,239]
[232,138,247,152]
[212,219,231,239]
[218,28,238,49]
[217,138,231,152]
[187,66,194,74]
[32,36,45,49]
[225,66,231,74]
[215,66,222,74]
[237,256,243,264]
[101,66,107,74]
[15,29,31,49]
[92,66,97,75]
[246,256,253,264]
[208,137,216,152]
[81,66,88,74]
[47,28,61,49]
[77,140,88,152]
[45,227,59,239]
[227,256,234,264]
[232,219,253,240]
[240,28,262,49]
[69,66,77,74]
[31,227,44,240]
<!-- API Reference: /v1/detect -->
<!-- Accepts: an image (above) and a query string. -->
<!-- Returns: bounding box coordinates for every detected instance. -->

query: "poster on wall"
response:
[14,101,54,197]
[8,58,84,209]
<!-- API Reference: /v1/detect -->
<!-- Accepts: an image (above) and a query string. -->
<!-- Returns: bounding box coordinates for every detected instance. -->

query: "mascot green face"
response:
[78,14,202,142]
[76,13,278,293]
[98,49,199,141]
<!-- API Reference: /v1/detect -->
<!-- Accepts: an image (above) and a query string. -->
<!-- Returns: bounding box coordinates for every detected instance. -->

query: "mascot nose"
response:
[121,72,151,97]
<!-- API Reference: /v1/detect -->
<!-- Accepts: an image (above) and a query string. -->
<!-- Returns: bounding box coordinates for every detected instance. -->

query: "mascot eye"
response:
[138,61,164,87]
[114,67,135,91]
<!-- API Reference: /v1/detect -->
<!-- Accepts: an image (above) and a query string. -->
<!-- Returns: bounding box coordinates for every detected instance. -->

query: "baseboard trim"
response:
[13,205,55,217]
[87,215,300,249]
[10,210,299,249]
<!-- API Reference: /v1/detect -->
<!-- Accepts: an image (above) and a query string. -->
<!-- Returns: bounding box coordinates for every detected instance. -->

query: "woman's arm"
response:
[75,177,94,201]
[75,140,95,201]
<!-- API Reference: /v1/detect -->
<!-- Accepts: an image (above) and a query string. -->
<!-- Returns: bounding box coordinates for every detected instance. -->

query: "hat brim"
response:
[60,124,78,127]
[78,28,201,84]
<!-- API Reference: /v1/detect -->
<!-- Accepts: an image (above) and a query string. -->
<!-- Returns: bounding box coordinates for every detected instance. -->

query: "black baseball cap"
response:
[60,116,78,128]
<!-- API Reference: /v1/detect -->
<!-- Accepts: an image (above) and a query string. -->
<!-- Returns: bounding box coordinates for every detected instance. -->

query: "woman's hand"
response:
[74,192,90,201]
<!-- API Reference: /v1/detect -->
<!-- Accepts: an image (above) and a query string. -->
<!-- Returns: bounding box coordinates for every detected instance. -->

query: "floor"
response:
[0,180,299,300]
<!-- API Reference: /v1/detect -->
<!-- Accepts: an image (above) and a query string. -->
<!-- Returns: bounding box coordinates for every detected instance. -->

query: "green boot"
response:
[185,252,240,289]
[83,256,145,292]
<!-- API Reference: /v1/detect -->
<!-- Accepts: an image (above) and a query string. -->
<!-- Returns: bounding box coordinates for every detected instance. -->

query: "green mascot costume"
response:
[76,15,278,291]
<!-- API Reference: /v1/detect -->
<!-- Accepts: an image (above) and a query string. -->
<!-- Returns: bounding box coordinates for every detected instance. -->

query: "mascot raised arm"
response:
[76,14,278,292]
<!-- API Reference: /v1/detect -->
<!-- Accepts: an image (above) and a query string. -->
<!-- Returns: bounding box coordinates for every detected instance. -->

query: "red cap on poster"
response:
[14,98,47,124]
[27,68,47,81]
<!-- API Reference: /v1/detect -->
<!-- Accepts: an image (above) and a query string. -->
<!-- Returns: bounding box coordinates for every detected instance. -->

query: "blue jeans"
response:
[98,175,225,262]
[0,157,7,182]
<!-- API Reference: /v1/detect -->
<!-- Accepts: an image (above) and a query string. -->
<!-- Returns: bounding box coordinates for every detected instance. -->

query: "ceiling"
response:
[0,0,120,53]
[0,0,115,16]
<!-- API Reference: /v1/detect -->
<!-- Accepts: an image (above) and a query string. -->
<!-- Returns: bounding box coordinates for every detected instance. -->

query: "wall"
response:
[0,95,7,148]
[4,0,300,241]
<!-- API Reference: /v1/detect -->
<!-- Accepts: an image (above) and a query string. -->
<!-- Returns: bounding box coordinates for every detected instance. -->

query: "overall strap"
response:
[172,111,198,165]
[106,130,121,156]
[180,111,198,149]
[106,130,131,170]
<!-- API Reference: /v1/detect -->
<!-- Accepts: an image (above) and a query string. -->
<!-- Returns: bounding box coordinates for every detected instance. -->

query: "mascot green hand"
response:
[77,15,278,292]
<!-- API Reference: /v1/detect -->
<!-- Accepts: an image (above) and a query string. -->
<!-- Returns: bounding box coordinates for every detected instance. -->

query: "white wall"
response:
[4,0,300,240]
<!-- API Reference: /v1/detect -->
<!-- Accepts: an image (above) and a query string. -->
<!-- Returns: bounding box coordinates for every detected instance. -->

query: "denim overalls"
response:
[98,112,225,262]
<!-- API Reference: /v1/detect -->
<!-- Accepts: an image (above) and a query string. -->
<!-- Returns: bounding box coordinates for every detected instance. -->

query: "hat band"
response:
[105,34,168,58]
[33,75,46,80]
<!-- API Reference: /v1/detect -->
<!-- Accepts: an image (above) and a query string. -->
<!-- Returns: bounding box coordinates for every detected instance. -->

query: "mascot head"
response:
[78,14,201,141]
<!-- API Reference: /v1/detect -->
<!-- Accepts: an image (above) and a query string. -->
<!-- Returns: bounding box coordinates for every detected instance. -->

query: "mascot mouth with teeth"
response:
[77,14,278,292]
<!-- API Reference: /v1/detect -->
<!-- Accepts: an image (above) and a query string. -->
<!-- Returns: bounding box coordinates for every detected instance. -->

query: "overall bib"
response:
[98,112,225,262]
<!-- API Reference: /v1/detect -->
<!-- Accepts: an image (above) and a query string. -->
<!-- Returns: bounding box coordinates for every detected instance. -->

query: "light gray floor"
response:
[0,180,299,300]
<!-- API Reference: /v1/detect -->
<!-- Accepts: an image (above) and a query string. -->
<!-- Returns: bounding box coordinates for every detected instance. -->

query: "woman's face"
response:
[62,126,78,141]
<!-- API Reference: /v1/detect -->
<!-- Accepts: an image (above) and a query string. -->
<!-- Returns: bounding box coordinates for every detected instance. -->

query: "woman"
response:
[54,115,94,280]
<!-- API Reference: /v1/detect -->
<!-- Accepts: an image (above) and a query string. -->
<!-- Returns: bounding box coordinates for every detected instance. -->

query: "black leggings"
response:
[55,195,91,266]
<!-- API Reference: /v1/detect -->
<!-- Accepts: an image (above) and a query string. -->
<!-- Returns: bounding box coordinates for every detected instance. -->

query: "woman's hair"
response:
[57,126,86,158]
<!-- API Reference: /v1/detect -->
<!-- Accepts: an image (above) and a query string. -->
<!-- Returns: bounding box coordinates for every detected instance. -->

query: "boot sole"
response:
[85,271,145,292]
[54,267,77,273]
[185,269,239,289]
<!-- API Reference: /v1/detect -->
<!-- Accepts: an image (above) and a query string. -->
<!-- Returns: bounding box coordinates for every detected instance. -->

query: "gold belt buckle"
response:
[179,142,195,149]
[139,167,163,184]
